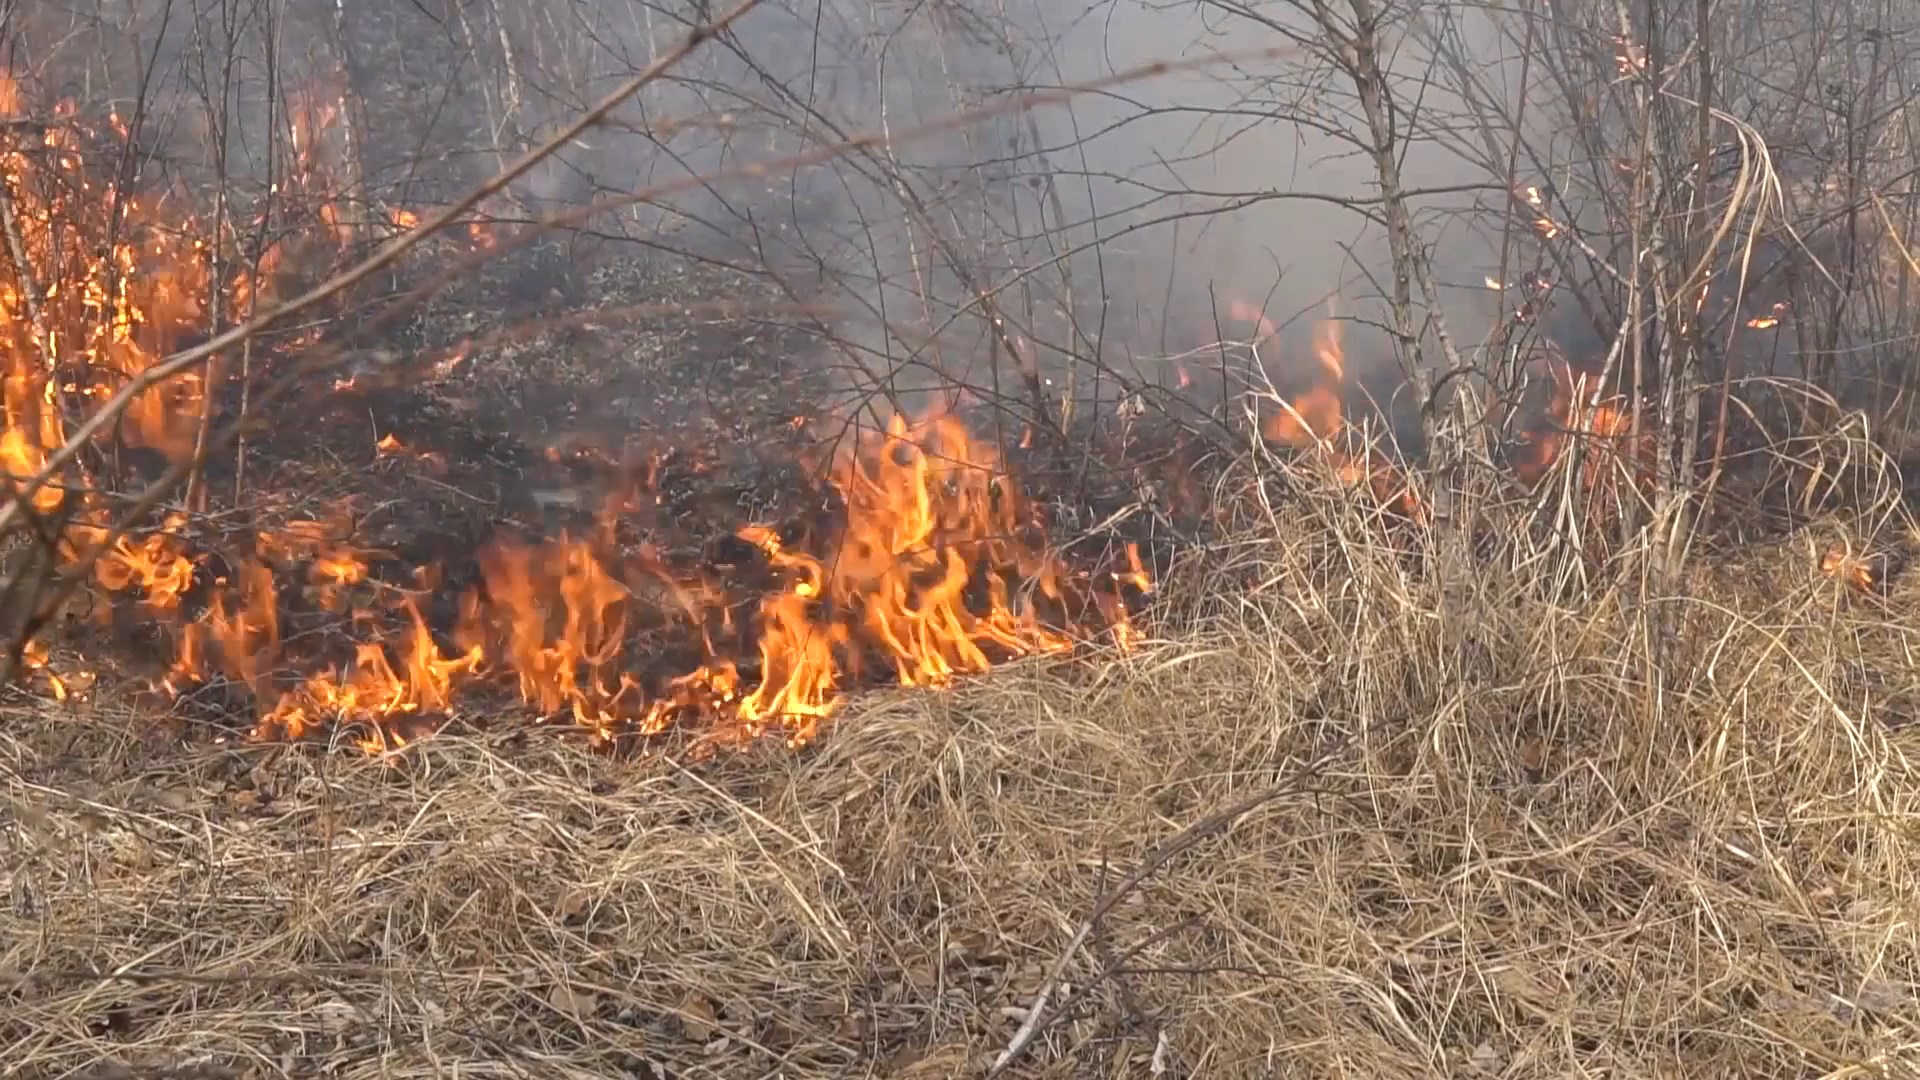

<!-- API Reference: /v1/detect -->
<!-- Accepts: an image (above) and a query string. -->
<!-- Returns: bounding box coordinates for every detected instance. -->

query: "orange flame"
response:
[1234,301,1423,522]
[1507,357,1658,519]
[734,413,1076,736]
[249,411,1132,748]
[0,76,1150,753]
[1261,316,1345,448]
[1747,301,1789,330]
[264,601,482,743]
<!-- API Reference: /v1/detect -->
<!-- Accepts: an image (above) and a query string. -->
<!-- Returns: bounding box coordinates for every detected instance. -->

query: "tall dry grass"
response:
[2,454,1917,1078]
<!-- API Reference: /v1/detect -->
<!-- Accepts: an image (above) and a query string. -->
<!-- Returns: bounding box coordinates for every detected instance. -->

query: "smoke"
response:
[296,0,1539,427]
[9,0,1542,428]
[993,0,1521,405]
[620,0,1539,425]
[15,0,1913,466]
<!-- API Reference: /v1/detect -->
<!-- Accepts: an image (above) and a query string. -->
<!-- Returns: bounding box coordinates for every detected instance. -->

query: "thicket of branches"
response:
[1,0,1916,667]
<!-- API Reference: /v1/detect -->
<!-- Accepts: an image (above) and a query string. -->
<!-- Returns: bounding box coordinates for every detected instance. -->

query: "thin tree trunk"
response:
[1336,0,1481,609]
[327,0,371,248]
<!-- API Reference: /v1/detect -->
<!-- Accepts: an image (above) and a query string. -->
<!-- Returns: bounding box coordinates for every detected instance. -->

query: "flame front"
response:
[732,413,1076,738]
[141,411,1142,751]
[0,75,1150,751]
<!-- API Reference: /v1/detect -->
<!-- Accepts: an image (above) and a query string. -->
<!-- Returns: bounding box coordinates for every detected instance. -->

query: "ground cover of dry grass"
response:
[3,486,1918,1079]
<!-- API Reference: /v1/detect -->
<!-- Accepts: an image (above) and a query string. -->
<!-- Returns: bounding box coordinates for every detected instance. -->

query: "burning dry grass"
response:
[5,488,1919,1079]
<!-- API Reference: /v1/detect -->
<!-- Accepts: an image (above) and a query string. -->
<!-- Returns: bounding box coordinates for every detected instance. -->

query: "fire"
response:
[1507,356,1657,523]
[0,75,1149,754]
[1227,298,1280,343]
[1,427,64,512]
[1098,542,1152,653]
[1261,316,1344,447]
[376,432,446,474]
[1518,186,1563,240]
[204,560,282,700]
[76,516,197,614]
[0,87,222,465]
[265,601,483,744]
[456,532,642,733]
[732,412,1079,737]
[1747,301,1789,330]
[287,411,1122,748]
[0,72,355,530]
[144,408,1142,752]
[1237,301,1423,522]
[1819,546,1894,594]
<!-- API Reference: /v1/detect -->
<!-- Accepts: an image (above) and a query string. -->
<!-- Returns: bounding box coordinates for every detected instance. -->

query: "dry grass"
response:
[3,480,1919,1078]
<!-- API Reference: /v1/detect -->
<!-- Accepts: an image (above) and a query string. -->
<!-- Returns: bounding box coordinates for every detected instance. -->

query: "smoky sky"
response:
[11,0,1649,406]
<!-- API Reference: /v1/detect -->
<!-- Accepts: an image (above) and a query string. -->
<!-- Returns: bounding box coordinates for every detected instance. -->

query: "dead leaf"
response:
[315,995,357,1033]
[802,998,846,1021]
[1758,989,1826,1018]
[1854,978,1910,1014]
[1008,962,1049,998]
[556,888,592,921]
[886,1043,971,1078]
[1492,963,1559,1007]
[946,930,1007,965]
[248,758,278,796]
[1519,735,1546,775]
[549,983,597,1017]
[154,786,194,813]
[113,835,153,871]
[14,803,49,837]
[903,955,939,991]
[677,992,717,1041]
[1468,1040,1504,1074]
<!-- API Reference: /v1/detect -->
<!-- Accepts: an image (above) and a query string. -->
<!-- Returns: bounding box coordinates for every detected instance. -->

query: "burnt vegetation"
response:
[0,0,1917,1076]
